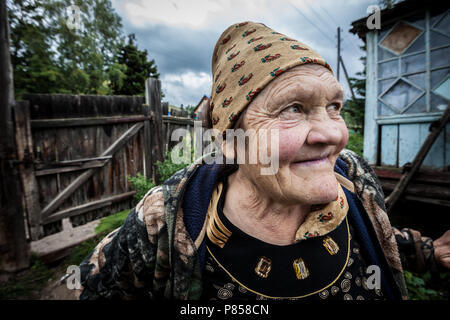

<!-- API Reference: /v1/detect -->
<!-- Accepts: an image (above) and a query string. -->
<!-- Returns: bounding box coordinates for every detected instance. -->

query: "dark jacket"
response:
[79,149,415,300]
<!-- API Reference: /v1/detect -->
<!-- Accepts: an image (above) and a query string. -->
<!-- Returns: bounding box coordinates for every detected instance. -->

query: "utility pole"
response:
[336,26,356,100]
[340,56,356,101]
[336,27,340,82]
[0,0,31,276]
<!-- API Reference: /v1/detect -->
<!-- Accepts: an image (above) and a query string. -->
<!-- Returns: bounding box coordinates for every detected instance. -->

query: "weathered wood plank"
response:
[421,122,445,168]
[162,115,195,126]
[398,123,421,167]
[382,180,450,199]
[30,115,151,128]
[43,191,135,224]
[0,1,31,271]
[146,78,164,183]
[386,105,450,213]
[25,94,145,119]
[142,104,152,179]
[40,122,144,217]
[14,101,43,241]
[34,155,112,170]
[35,160,108,176]
[374,166,450,185]
[380,124,398,166]
[404,195,450,207]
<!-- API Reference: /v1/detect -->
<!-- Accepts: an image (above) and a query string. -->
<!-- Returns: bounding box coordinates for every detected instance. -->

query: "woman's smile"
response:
[290,156,330,168]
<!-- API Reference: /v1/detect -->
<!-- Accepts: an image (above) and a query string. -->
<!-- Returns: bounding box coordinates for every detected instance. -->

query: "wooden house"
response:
[350,0,450,212]
[193,95,209,122]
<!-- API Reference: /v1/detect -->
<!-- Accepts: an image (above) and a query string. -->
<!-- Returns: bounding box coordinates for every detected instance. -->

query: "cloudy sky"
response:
[110,0,376,107]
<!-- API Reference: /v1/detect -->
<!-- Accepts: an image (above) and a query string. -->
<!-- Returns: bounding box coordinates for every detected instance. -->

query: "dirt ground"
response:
[0,219,100,300]
[38,266,81,300]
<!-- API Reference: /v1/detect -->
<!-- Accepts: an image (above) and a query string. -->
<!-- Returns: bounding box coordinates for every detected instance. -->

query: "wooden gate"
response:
[15,94,152,241]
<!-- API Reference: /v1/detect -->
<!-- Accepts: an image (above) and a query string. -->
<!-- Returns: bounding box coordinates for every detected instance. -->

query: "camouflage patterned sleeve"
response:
[393,227,436,274]
[79,187,168,299]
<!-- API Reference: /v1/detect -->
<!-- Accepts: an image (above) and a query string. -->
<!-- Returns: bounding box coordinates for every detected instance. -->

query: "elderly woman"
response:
[79,22,449,300]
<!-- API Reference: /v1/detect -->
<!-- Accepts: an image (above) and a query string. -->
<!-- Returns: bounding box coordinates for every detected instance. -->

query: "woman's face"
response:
[233,64,349,205]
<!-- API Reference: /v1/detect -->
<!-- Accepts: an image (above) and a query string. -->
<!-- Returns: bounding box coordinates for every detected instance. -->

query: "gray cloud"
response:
[113,0,374,105]
[129,24,217,76]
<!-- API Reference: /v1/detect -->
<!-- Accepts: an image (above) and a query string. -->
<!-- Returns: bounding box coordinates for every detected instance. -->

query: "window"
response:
[376,9,450,116]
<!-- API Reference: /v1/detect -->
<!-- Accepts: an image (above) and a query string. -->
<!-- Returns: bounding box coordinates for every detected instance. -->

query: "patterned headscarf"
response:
[210,21,332,135]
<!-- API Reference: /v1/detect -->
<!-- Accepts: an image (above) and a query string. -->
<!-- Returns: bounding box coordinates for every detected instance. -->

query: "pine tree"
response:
[8,0,63,97]
[112,34,160,96]
[7,0,124,96]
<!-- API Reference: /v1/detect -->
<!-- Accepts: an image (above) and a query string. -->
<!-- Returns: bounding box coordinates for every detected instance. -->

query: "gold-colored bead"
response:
[254,256,272,278]
[293,257,309,280]
[323,236,339,255]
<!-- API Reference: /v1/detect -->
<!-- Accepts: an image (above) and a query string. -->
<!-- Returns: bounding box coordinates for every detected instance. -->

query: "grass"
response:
[0,254,52,300]
[0,209,132,300]
[404,270,449,300]
[66,209,132,266]
[346,130,364,157]
[94,209,131,235]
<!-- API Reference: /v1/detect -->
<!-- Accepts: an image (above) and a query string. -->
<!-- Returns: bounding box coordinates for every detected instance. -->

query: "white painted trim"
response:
[363,31,379,165]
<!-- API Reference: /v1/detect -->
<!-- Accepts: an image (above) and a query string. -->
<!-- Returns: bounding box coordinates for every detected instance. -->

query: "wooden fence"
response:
[13,78,196,242]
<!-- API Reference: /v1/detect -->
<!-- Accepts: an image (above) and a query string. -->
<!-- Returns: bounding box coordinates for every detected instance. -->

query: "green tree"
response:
[7,0,125,96]
[8,0,63,97]
[111,34,160,96]
[342,44,366,134]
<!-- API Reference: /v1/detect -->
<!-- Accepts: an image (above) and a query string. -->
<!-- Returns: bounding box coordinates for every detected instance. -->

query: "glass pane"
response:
[401,53,425,74]
[378,46,396,60]
[378,24,395,42]
[433,11,450,35]
[431,93,448,112]
[380,22,422,55]
[404,95,426,114]
[404,33,425,54]
[431,10,447,27]
[431,68,449,88]
[430,30,450,48]
[433,76,450,100]
[378,59,398,78]
[405,13,425,28]
[404,72,425,89]
[430,47,450,69]
[378,101,397,116]
[378,78,396,94]
[381,79,423,111]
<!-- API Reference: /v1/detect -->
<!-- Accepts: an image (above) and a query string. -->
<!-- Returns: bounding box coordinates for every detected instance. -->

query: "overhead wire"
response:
[303,0,337,38]
[288,1,335,43]
[314,1,363,55]
[317,2,340,27]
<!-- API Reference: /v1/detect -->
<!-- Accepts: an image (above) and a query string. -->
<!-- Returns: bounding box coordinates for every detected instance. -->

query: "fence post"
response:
[0,1,31,274]
[145,78,164,184]
[14,101,42,241]
[142,103,153,180]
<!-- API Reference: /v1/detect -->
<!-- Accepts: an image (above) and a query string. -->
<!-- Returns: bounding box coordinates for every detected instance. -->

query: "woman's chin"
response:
[293,174,339,204]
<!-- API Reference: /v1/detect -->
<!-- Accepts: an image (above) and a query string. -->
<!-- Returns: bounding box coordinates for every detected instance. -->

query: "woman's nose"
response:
[305,117,344,146]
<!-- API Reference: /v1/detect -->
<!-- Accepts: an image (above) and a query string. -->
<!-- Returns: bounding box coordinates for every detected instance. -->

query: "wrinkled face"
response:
[226,64,349,205]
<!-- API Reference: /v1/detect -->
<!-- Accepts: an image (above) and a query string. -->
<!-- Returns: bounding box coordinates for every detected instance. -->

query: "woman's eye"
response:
[284,104,302,113]
[327,103,341,112]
